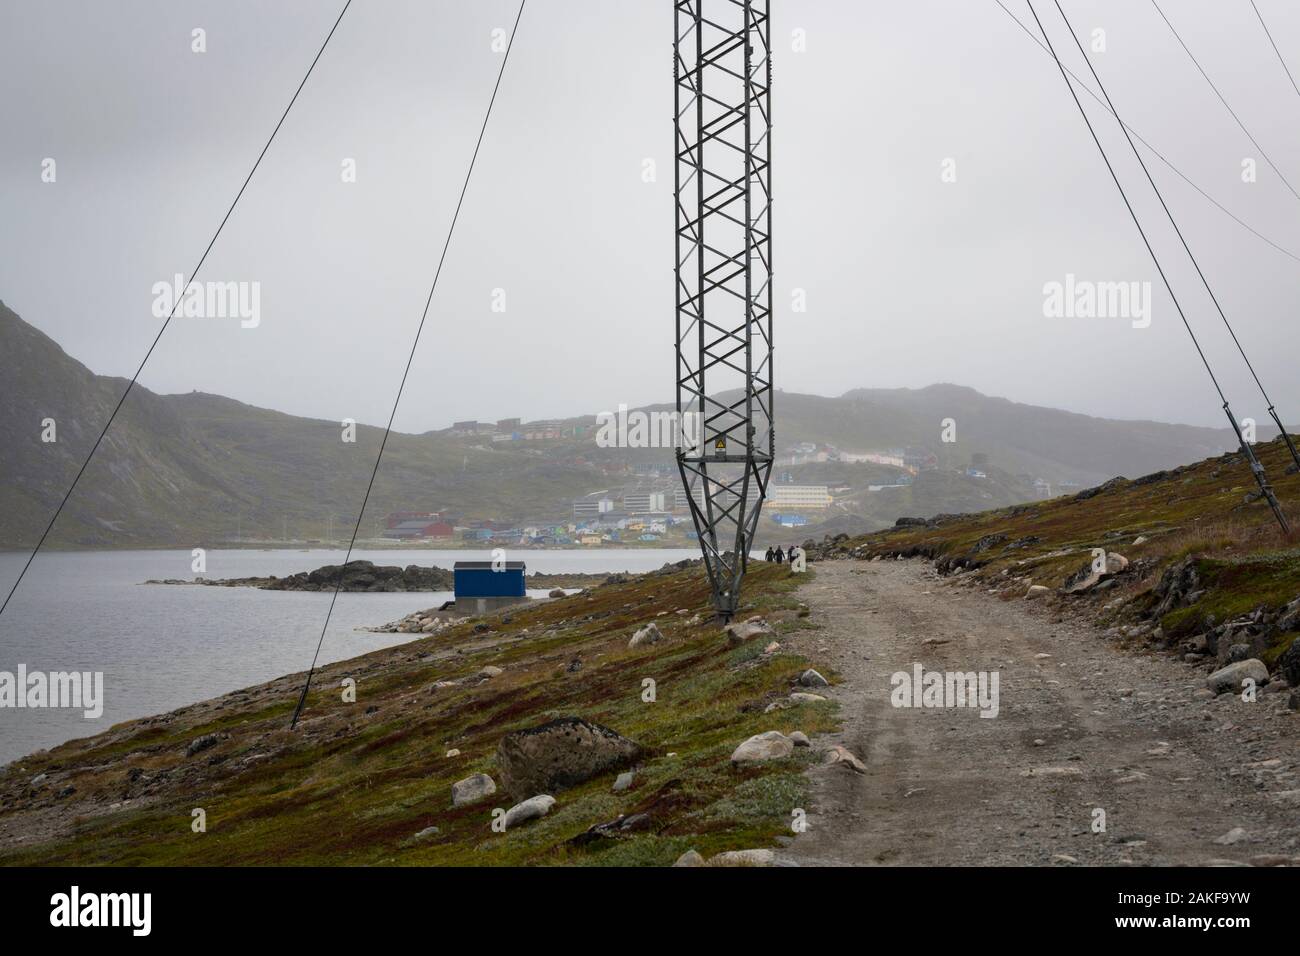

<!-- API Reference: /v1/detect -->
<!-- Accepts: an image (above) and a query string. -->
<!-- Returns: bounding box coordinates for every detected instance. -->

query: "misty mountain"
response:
[0,301,1245,549]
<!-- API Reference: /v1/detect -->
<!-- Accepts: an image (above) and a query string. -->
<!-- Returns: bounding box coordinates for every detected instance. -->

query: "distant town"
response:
[338,415,1083,550]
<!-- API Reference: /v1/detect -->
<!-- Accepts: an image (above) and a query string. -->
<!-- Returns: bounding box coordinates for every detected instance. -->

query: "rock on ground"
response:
[1206,659,1268,695]
[731,731,794,764]
[709,848,775,867]
[799,669,829,688]
[673,849,706,867]
[823,744,867,773]
[628,622,664,649]
[724,617,773,646]
[503,794,555,829]
[451,772,497,807]
[496,716,644,798]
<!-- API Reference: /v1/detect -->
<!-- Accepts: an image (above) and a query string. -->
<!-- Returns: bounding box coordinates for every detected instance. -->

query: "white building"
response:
[768,484,832,509]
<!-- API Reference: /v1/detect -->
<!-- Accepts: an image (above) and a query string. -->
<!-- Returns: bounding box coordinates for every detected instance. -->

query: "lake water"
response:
[0,548,701,766]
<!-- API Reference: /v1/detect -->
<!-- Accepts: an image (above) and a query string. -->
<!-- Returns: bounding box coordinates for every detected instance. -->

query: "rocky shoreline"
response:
[143,560,619,593]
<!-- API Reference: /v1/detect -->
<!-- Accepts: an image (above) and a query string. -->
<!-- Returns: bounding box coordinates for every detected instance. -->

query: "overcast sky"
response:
[2,0,1300,432]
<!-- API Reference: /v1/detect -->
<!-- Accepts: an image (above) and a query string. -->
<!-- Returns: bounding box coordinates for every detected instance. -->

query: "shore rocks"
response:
[496,717,644,798]
[503,794,555,829]
[1206,659,1269,696]
[799,669,829,688]
[731,731,794,764]
[451,773,497,806]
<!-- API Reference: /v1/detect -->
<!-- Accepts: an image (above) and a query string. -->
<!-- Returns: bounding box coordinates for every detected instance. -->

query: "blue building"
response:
[454,560,526,598]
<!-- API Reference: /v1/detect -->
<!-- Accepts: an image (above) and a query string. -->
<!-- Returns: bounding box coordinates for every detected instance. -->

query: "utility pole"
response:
[674,0,774,620]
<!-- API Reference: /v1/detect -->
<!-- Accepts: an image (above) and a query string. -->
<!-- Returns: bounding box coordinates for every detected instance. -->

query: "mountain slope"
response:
[0,301,1256,549]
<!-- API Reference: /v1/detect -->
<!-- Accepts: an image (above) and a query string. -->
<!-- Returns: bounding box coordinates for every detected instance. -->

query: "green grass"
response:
[0,563,839,866]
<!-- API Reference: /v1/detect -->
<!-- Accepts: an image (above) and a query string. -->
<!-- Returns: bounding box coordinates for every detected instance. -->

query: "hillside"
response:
[812,434,1300,680]
[0,562,839,865]
[0,301,601,549]
[0,301,1251,549]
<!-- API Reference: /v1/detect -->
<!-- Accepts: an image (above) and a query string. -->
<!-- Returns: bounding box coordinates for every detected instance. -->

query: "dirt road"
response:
[782,560,1299,866]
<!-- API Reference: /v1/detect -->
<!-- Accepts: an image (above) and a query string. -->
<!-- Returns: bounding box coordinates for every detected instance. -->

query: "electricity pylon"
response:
[674,0,774,620]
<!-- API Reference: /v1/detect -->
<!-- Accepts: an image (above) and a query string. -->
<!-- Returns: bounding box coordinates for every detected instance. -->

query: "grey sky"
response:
[2,0,1299,433]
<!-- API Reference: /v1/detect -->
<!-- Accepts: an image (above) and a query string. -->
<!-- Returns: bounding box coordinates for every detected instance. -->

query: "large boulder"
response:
[731,731,794,764]
[496,717,644,798]
[1206,659,1269,696]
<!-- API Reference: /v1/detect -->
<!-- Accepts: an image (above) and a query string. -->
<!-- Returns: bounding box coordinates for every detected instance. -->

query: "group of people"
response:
[764,544,799,564]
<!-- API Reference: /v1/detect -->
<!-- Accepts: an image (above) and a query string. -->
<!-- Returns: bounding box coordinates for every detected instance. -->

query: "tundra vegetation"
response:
[0,563,835,866]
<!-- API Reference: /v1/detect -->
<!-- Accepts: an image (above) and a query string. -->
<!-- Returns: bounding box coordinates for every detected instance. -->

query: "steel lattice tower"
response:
[674,0,774,620]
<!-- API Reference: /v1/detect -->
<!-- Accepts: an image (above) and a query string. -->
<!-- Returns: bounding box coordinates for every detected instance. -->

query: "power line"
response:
[1250,0,1300,103]
[992,0,1300,264]
[0,0,354,622]
[1054,0,1300,474]
[1024,0,1289,533]
[289,0,529,729]
[1151,0,1300,203]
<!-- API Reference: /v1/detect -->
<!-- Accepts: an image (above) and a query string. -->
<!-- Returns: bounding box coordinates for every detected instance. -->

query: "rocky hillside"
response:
[0,562,844,866]
[806,434,1300,688]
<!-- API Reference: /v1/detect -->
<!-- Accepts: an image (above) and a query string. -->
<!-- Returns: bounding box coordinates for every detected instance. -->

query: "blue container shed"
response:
[454,561,527,598]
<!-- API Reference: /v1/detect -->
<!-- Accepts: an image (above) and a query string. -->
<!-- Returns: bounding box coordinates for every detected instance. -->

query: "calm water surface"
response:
[0,548,699,765]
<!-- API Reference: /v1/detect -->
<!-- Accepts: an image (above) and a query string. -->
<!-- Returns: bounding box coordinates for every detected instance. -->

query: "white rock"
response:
[789,731,810,748]
[731,731,794,764]
[1206,659,1268,695]
[789,692,827,703]
[709,848,775,867]
[479,666,503,678]
[612,771,635,792]
[445,749,461,758]
[799,669,829,688]
[673,849,706,867]
[1213,827,1247,846]
[1025,585,1051,600]
[823,745,867,773]
[451,773,497,807]
[503,794,555,829]
[628,623,664,649]
[724,618,773,645]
